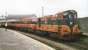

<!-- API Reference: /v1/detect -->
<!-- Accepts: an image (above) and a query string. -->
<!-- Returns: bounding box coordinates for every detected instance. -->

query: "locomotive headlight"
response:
[70,22,73,25]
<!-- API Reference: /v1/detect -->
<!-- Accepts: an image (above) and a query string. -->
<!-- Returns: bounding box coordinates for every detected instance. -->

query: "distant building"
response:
[0,14,37,22]
[7,14,36,19]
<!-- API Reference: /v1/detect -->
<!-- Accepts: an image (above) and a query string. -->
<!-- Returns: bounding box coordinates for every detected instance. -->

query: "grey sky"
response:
[0,0,87,18]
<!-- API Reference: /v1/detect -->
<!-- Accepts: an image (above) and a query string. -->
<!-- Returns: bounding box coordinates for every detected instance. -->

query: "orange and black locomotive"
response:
[7,10,82,41]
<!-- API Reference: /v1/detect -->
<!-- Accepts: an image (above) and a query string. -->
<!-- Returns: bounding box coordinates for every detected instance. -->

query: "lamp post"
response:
[42,6,44,17]
[5,11,8,31]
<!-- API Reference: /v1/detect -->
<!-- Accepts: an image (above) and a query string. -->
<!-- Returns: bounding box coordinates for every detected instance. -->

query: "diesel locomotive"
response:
[6,10,82,41]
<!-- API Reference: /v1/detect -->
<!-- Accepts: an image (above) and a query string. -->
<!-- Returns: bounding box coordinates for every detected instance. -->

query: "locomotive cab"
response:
[57,10,82,41]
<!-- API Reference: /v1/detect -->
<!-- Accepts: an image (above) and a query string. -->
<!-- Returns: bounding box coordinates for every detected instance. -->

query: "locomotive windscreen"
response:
[63,10,77,25]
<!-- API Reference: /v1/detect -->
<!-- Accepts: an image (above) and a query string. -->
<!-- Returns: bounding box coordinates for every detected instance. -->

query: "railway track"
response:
[64,35,88,50]
[8,29,88,50]
[49,33,88,50]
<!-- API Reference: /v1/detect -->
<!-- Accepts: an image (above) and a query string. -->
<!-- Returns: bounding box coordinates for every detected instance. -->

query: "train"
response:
[2,10,82,41]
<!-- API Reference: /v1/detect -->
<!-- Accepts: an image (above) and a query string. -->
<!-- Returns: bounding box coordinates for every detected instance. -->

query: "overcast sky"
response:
[0,0,87,18]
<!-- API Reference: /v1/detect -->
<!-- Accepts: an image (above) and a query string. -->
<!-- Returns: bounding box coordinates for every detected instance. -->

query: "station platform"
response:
[0,28,54,50]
